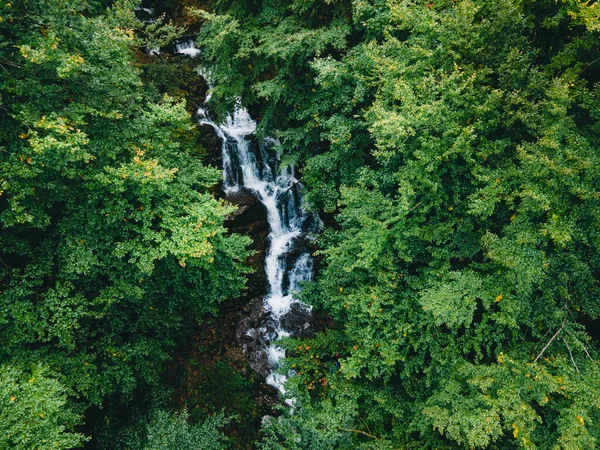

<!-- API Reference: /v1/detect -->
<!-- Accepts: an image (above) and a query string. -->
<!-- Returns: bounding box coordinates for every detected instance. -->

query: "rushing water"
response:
[174,39,201,57]
[197,106,318,396]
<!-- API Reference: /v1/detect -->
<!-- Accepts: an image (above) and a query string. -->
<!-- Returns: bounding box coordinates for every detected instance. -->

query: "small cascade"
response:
[174,39,201,57]
[197,105,319,396]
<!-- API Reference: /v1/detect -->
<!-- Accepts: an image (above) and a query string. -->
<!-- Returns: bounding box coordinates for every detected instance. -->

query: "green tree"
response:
[98,406,231,450]
[0,0,249,442]
[0,364,86,450]
[200,0,600,447]
[143,409,230,450]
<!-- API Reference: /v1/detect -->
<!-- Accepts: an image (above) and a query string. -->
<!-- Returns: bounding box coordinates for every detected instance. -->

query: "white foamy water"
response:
[175,39,201,57]
[198,103,317,396]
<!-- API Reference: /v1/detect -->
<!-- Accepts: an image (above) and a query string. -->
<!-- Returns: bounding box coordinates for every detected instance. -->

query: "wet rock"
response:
[225,190,268,228]
[256,394,280,410]
[224,192,269,299]
[233,299,316,379]
[198,123,223,167]
[235,297,273,377]
[279,303,315,339]
[225,189,259,206]
[182,90,324,416]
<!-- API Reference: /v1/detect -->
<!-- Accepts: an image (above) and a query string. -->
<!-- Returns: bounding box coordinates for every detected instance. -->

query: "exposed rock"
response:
[235,297,271,377]
[256,394,281,411]
[279,303,315,339]
[224,191,269,299]
[225,190,268,227]
[199,123,223,168]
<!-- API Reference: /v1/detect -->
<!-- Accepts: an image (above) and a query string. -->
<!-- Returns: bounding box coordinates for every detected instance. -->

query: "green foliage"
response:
[0,364,86,450]
[185,361,257,429]
[0,0,249,445]
[200,0,600,448]
[96,399,231,450]
[3,0,600,447]
[143,409,230,450]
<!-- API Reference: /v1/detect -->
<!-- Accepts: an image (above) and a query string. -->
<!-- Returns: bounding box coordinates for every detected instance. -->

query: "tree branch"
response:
[534,316,566,363]
[563,337,579,373]
[337,428,379,440]
[564,328,592,360]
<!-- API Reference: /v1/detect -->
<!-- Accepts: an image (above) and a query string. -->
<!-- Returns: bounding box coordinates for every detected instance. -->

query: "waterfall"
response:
[175,39,201,57]
[197,106,318,396]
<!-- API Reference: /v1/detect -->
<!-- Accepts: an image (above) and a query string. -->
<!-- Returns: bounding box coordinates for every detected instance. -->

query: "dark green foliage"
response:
[143,409,230,450]
[186,361,257,431]
[0,0,249,445]
[199,0,600,448]
[98,406,231,450]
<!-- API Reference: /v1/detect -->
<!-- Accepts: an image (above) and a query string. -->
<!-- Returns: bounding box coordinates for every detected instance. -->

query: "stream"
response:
[197,105,319,398]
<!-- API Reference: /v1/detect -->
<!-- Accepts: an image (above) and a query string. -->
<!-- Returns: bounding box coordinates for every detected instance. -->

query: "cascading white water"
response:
[197,105,317,396]
[175,39,201,57]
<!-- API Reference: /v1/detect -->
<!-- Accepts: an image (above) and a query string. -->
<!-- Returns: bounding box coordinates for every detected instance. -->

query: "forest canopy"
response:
[199,0,600,448]
[1,0,600,449]
[0,0,248,448]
